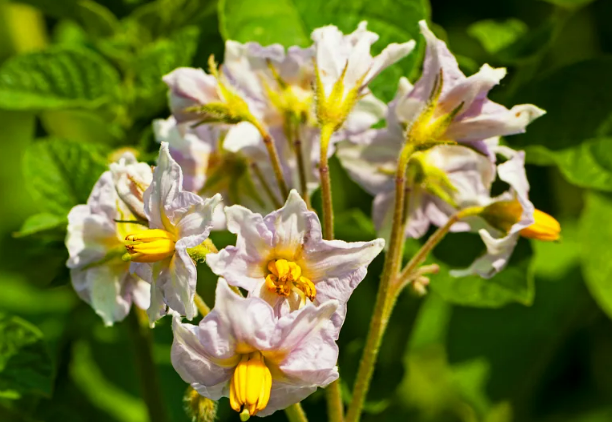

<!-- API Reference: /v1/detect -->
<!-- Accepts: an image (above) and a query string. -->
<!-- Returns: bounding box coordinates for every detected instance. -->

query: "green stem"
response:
[285,403,309,422]
[326,379,344,422]
[318,123,344,422]
[126,308,169,422]
[194,293,211,316]
[293,122,311,208]
[252,121,290,200]
[250,161,282,208]
[319,124,335,240]
[345,143,415,422]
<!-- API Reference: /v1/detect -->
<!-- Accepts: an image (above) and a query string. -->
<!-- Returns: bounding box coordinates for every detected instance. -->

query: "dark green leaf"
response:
[0,314,54,399]
[14,0,118,38]
[430,235,534,307]
[129,0,216,39]
[467,19,528,55]
[22,138,108,215]
[508,58,612,151]
[580,191,612,319]
[0,47,121,110]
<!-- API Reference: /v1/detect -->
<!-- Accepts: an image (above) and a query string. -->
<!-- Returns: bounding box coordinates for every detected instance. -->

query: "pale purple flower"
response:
[66,171,150,326]
[338,78,497,241]
[153,116,218,193]
[171,279,339,417]
[129,143,221,323]
[395,20,545,156]
[451,147,535,278]
[206,190,384,335]
[312,21,415,99]
[220,39,387,196]
[109,152,153,221]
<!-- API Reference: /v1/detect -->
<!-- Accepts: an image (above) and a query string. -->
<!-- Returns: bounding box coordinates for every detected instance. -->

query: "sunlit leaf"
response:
[22,138,108,215]
[0,314,54,399]
[0,47,121,110]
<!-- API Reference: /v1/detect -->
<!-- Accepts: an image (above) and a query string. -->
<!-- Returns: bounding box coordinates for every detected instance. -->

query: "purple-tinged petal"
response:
[263,190,314,252]
[446,104,546,141]
[451,229,519,278]
[206,205,274,291]
[163,68,220,122]
[258,385,318,417]
[171,315,233,400]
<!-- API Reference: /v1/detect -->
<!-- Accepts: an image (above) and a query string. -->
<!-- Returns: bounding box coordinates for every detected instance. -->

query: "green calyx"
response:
[186,239,217,263]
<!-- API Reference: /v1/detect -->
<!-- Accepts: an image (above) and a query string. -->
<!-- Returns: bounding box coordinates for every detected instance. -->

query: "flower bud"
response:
[184,386,217,422]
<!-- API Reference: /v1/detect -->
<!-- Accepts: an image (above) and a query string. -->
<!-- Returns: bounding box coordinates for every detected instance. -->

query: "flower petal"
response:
[171,315,233,400]
[450,229,519,278]
[163,67,220,122]
[206,205,274,291]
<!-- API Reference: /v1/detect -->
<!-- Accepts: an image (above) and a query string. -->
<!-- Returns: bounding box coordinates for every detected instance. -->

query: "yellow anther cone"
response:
[520,209,561,241]
[230,352,272,418]
[125,229,177,262]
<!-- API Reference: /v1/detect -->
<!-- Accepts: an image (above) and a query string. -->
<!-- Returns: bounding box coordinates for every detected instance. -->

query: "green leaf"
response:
[508,58,612,151]
[218,0,310,47]
[0,314,54,399]
[14,213,66,238]
[580,191,612,319]
[131,26,200,116]
[528,137,612,191]
[218,0,429,101]
[129,0,216,40]
[14,0,118,38]
[22,138,108,215]
[0,46,121,111]
[540,0,597,10]
[467,19,528,54]
[430,235,535,307]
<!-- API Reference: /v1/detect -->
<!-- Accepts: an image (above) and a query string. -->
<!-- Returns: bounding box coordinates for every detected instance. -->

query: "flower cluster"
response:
[65,19,560,420]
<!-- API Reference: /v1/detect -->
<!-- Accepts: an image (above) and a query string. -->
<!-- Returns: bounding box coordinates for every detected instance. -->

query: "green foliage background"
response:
[0,0,612,421]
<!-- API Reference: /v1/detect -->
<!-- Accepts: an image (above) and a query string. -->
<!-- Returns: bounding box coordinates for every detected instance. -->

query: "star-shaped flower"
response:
[66,171,150,326]
[206,190,384,335]
[127,143,221,323]
[172,279,339,418]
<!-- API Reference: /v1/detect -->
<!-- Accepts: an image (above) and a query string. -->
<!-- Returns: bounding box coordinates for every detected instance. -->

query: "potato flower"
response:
[171,279,339,419]
[206,190,384,334]
[126,143,221,323]
[66,170,150,326]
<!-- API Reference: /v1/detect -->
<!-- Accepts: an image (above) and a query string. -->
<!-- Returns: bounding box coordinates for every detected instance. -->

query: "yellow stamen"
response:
[480,200,561,242]
[229,352,272,417]
[125,229,176,262]
[265,259,316,302]
[520,209,561,241]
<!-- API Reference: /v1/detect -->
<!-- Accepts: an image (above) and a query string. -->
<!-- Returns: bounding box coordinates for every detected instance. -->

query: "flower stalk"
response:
[127,308,169,422]
[250,161,282,209]
[194,293,211,316]
[285,403,309,422]
[250,119,290,200]
[292,121,311,208]
[319,123,335,240]
[345,142,415,422]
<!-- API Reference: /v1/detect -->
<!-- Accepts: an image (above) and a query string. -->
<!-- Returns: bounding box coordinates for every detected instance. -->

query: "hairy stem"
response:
[126,308,169,422]
[319,124,335,240]
[252,121,289,200]
[285,403,309,422]
[194,293,211,316]
[293,123,311,208]
[250,161,282,208]
[345,143,415,422]
[326,379,344,422]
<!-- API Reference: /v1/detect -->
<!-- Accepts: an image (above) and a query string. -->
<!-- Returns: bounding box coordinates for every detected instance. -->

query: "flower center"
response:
[124,229,177,262]
[265,259,316,303]
[229,352,272,420]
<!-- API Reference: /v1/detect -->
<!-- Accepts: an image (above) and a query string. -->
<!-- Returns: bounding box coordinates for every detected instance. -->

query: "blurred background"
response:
[1,0,612,421]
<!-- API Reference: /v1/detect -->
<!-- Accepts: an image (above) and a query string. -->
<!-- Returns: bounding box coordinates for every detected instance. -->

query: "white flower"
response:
[172,279,339,418]
[127,143,221,323]
[206,190,384,336]
[66,171,150,326]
